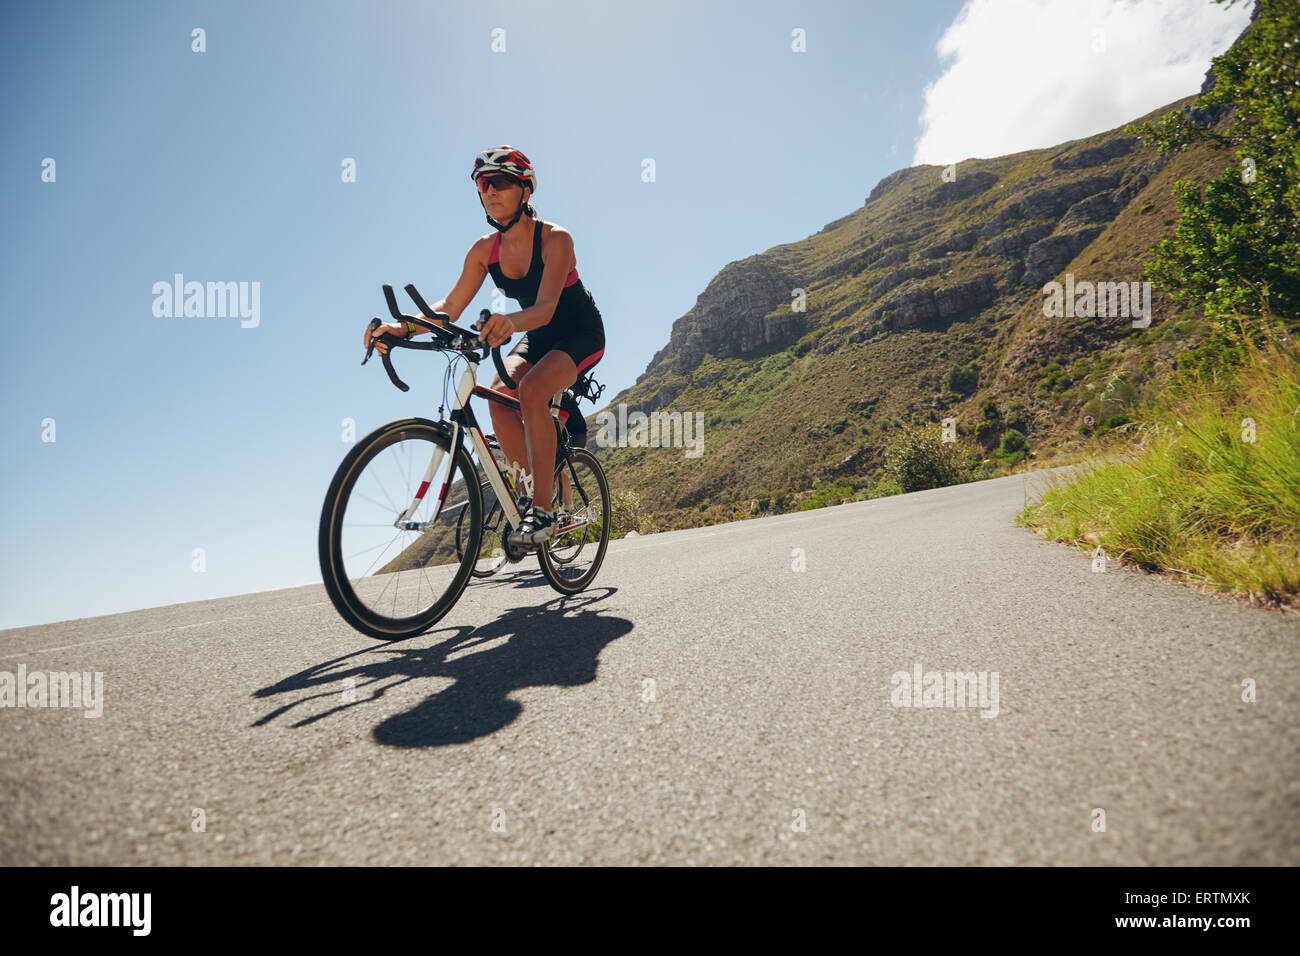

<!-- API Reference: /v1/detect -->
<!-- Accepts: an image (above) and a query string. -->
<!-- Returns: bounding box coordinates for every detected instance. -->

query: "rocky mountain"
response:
[591,92,1238,528]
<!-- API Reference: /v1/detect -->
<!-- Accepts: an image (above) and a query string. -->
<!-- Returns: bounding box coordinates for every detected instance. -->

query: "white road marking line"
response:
[0,601,334,659]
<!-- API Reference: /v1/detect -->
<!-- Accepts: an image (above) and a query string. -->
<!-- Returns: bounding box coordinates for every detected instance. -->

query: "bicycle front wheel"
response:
[538,447,611,594]
[319,418,482,639]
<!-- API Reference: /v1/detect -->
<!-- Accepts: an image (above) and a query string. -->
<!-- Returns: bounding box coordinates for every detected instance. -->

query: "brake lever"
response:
[361,318,382,365]
[361,317,410,391]
[473,308,517,388]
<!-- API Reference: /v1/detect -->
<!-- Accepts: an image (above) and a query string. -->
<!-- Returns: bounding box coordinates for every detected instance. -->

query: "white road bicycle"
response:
[318,283,611,640]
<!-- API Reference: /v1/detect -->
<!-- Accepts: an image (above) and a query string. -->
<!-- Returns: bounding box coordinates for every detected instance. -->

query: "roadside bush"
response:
[865,476,904,499]
[882,426,969,492]
[798,482,855,511]
[609,488,659,538]
[1000,429,1027,454]
[946,361,980,396]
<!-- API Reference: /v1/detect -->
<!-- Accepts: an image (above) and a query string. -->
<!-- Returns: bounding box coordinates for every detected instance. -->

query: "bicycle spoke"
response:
[350,488,399,515]
[342,535,402,562]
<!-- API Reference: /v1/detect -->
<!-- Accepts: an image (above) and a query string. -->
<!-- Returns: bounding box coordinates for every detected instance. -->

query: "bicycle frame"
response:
[395,360,573,536]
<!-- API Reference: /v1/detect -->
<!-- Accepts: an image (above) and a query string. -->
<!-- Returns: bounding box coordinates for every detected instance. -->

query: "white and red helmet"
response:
[471,146,537,195]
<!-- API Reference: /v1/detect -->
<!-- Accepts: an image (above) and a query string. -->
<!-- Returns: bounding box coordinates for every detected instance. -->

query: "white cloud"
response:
[913,0,1254,166]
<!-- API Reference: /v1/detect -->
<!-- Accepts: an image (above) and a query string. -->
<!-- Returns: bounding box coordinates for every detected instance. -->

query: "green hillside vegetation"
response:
[587,0,1298,577]
[591,98,1234,530]
[1018,0,1300,607]
[1020,314,1300,608]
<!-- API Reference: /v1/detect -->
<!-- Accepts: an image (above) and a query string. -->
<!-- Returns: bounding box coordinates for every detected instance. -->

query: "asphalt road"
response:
[2,465,1296,865]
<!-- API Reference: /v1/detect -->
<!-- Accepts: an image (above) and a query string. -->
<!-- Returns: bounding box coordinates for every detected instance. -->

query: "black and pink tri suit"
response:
[488,219,605,375]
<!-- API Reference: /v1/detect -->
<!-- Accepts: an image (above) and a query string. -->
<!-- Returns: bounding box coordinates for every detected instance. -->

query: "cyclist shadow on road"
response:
[468,566,561,591]
[252,587,631,747]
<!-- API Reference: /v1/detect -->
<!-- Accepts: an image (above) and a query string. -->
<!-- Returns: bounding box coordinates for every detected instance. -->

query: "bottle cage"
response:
[570,373,606,406]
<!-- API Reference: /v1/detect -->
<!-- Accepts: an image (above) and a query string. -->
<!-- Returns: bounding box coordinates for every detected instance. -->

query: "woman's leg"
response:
[516,349,578,514]
[488,355,532,496]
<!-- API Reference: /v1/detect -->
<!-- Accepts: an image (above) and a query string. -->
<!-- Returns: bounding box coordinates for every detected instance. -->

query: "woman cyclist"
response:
[364,145,606,546]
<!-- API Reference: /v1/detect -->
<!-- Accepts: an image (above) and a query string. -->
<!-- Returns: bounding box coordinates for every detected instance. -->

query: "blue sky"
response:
[0,0,1249,629]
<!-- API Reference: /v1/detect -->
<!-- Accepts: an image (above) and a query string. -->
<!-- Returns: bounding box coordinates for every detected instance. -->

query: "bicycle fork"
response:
[394,428,451,531]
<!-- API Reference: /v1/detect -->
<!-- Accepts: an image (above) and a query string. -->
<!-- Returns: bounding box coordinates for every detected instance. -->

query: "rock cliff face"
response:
[618,116,1174,412]
[642,258,805,379]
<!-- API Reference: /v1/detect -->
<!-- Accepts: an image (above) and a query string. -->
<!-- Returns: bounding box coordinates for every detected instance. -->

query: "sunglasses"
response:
[477,174,521,193]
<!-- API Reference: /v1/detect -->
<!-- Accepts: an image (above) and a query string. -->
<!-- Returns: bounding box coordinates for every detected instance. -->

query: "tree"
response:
[882,426,968,492]
[946,361,980,396]
[1000,429,1027,455]
[1126,0,1300,324]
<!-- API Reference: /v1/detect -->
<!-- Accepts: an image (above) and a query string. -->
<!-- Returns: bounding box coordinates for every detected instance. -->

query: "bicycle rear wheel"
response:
[537,447,611,594]
[319,418,481,639]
